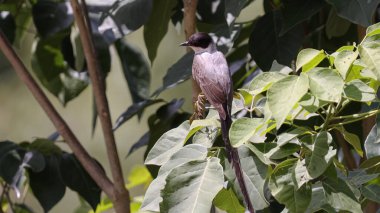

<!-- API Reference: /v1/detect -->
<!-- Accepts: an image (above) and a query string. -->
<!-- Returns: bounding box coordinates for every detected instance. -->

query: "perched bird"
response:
[180,32,254,213]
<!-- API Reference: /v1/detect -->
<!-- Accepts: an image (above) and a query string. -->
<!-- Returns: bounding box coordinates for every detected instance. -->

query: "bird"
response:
[180,32,254,213]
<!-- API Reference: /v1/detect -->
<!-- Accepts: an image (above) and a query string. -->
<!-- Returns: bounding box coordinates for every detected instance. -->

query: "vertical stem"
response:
[183,0,200,108]
[0,30,114,197]
[69,0,130,212]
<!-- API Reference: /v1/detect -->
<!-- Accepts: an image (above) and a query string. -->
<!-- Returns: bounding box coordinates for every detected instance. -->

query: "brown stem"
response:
[183,0,200,109]
[0,31,114,197]
[70,0,130,212]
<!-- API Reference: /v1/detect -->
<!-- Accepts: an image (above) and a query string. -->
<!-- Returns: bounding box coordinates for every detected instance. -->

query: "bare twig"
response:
[69,0,130,212]
[0,30,114,197]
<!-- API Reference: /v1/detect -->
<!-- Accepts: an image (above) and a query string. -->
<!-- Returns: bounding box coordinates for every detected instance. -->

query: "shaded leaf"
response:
[0,11,16,43]
[299,93,327,113]
[306,132,336,178]
[160,157,224,213]
[267,74,309,128]
[344,79,376,102]
[307,68,344,102]
[29,155,66,212]
[213,188,245,213]
[322,177,362,212]
[268,158,311,213]
[364,117,380,159]
[29,138,62,156]
[115,39,150,104]
[325,8,351,39]
[59,153,101,210]
[126,132,150,157]
[326,0,380,27]
[279,0,325,35]
[144,0,176,63]
[32,0,73,38]
[249,11,304,70]
[265,143,300,160]
[335,126,364,157]
[114,99,164,131]
[362,184,380,203]
[224,0,247,26]
[197,0,225,24]
[152,52,193,96]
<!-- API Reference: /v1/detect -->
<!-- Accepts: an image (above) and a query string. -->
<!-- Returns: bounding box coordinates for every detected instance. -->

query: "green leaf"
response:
[326,0,380,27]
[359,40,380,81]
[213,188,245,213]
[307,68,344,102]
[360,156,380,173]
[28,138,61,156]
[277,127,309,147]
[364,119,380,159]
[229,118,264,147]
[246,143,276,165]
[141,144,208,212]
[362,184,380,203]
[279,0,325,35]
[335,126,364,157]
[144,0,176,63]
[296,48,326,72]
[366,22,380,37]
[115,39,150,104]
[269,158,311,213]
[322,177,362,212]
[126,165,152,189]
[244,72,286,95]
[249,11,304,70]
[344,79,376,102]
[29,155,66,212]
[265,143,300,160]
[299,93,327,113]
[145,121,190,166]
[334,50,358,78]
[268,74,309,128]
[160,157,224,213]
[59,153,101,210]
[325,8,351,39]
[152,52,194,96]
[293,159,312,189]
[306,132,336,178]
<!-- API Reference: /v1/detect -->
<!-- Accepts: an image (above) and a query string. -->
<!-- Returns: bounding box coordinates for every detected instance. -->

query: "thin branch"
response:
[0,30,114,197]
[69,0,129,212]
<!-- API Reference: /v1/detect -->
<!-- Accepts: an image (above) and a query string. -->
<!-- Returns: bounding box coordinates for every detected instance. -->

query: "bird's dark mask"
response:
[180,32,212,48]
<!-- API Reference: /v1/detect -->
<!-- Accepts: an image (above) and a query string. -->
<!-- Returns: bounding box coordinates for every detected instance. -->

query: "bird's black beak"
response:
[179,41,189,46]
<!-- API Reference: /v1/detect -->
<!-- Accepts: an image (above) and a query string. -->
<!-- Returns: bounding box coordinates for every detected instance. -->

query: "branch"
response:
[0,30,114,197]
[69,0,130,211]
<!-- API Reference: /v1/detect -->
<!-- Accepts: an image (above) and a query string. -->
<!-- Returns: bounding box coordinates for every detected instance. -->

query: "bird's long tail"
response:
[220,107,254,213]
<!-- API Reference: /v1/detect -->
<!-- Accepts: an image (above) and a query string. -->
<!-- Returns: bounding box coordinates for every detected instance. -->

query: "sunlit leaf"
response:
[160,157,224,213]
[244,72,286,95]
[307,68,344,102]
[334,50,358,78]
[359,40,380,81]
[296,48,325,72]
[343,79,376,102]
[229,117,264,147]
[267,74,309,128]
[213,188,245,213]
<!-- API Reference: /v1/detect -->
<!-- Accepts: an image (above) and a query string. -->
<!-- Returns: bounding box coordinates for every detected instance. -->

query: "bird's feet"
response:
[189,93,207,124]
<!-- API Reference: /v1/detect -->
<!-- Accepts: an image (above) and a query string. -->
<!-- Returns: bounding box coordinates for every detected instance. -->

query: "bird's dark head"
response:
[180,32,214,51]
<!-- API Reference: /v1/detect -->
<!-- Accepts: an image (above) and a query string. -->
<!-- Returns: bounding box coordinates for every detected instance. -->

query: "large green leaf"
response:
[145,121,190,166]
[366,22,380,37]
[244,72,286,95]
[115,39,150,104]
[229,118,264,147]
[364,116,380,159]
[279,0,325,35]
[359,40,380,81]
[326,0,380,27]
[141,144,208,212]
[322,177,362,212]
[160,157,224,213]
[334,50,358,78]
[224,0,248,26]
[362,184,380,203]
[144,0,176,63]
[343,79,376,102]
[296,48,326,72]
[306,132,336,178]
[267,74,309,128]
[307,68,344,102]
[299,93,327,113]
[265,143,300,160]
[268,158,311,213]
[249,11,304,70]
[213,188,245,213]
[277,127,310,147]
[325,8,351,39]
[293,159,312,189]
